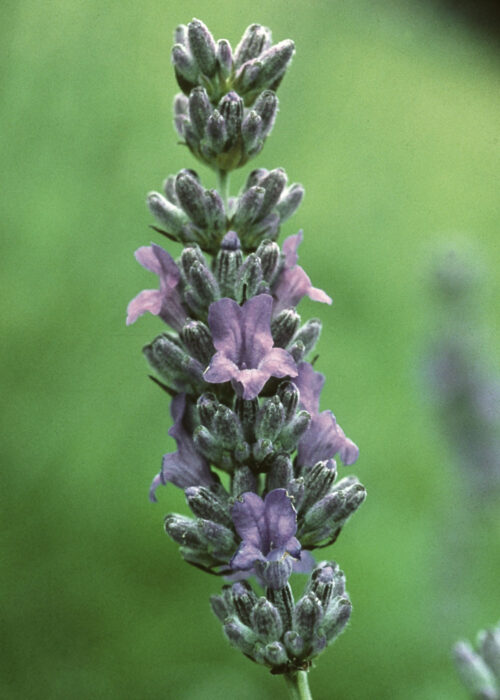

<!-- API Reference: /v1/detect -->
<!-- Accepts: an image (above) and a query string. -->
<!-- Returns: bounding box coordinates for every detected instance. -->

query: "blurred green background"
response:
[2,0,499,698]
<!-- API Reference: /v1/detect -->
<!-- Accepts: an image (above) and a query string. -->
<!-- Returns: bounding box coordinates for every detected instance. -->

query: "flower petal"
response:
[297,410,359,466]
[231,541,265,571]
[126,289,162,325]
[292,550,316,573]
[204,352,239,385]
[263,489,297,550]
[232,368,270,400]
[259,347,297,379]
[231,492,267,549]
[207,298,242,363]
[241,294,274,364]
[282,231,303,269]
[293,362,325,415]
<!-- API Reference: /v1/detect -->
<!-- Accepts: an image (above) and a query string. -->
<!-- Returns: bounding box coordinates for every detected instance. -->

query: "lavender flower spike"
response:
[272,231,332,315]
[231,489,309,589]
[204,294,297,400]
[294,362,359,467]
[149,393,214,501]
[127,244,187,331]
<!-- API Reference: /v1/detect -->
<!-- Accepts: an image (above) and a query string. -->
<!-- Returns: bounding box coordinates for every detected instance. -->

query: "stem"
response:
[217,169,230,210]
[284,671,313,700]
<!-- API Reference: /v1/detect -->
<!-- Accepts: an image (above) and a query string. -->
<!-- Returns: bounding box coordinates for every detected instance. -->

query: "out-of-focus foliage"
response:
[1,1,499,698]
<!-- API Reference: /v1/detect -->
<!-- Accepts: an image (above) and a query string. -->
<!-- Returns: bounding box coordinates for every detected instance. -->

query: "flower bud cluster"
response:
[454,621,500,699]
[148,167,303,253]
[128,18,365,677]
[211,561,351,674]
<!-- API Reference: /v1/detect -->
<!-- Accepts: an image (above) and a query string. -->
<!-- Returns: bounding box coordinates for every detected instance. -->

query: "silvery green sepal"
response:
[143,334,204,393]
[184,485,232,527]
[180,320,214,365]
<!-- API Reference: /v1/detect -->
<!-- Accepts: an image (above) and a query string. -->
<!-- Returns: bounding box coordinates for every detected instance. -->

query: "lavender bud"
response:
[321,597,352,642]
[255,396,286,442]
[218,91,243,144]
[287,477,305,510]
[188,87,211,138]
[232,581,259,626]
[202,189,226,231]
[188,19,217,78]
[214,233,244,297]
[265,454,294,492]
[252,438,274,463]
[210,586,234,621]
[241,111,263,153]
[299,460,337,514]
[146,192,186,235]
[234,397,259,442]
[188,261,220,307]
[235,61,261,93]
[253,90,279,137]
[171,43,198,87]
[271,309,301,348]
[278,410,311,452]
[245,167,267,189]
[304,492,344,530]
[231,466,257,497]
[284,630,305,658]
[232,187,266,229]
[294,593,323,645]
[258,168,288,218]
[173,93,189,137]
[293,319,322,356]
[224,617,258,656]
[256,240,280,282]
[306,561,341,609]
[217,39,233,80]
[181,320,214,365]
[213,404,244,449]
[162,175,179,204]
[236,253,263,301]
[193,426,223,463]
[264,641,288,667]
[234,24,272,67]
[180,243,206,278]
[198,518,236,555]
[276,381,300,422]
[197,393,218,430]
[266,584,294,631]
[143,335,203,388]
[164,514,202,548]
[205,110,227,152]
[250,598,283,643]
[256,40,295,90]
[175,170,207,227]
[276,183,305,222]
[184,486,232,527]
[174,24,188,46]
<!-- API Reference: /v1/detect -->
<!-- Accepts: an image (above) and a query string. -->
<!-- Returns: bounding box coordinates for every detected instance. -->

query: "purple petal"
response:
[241,294,274,365]
[258,347,298,379]
[263,489,297,549]
[207,298,242,363]
[231,492,267,549]
[282,232,303,269]
[339,438,360,466]
[136,244,180,286]
[126,289,162,325]
[273,267,332,315]
[230,541,265,571]
[149,473,163,503]
[161,449,213,489]
[292,550,316,573]
[308,285,333,304]
[294,362,325,415]
[231,368,271,400]
[297,411,359,467]
[204,351,239,385]
[168,393,187,441]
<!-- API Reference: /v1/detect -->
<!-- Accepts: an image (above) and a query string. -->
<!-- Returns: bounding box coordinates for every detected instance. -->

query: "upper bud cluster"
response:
[171,20,294,173]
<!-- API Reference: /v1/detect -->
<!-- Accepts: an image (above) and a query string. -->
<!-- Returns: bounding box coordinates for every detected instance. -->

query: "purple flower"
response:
[127,244,187,331]
[294,362,359,467]
[149,393,214,502]
[272,232,332,315]
[230,489,311,589]
[204,294,297,400]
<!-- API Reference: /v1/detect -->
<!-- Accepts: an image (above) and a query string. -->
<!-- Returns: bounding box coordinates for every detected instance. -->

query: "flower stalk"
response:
[128,17,365,691]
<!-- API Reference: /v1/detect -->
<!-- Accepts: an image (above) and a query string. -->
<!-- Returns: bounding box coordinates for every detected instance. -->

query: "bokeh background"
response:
[2,1,499,698]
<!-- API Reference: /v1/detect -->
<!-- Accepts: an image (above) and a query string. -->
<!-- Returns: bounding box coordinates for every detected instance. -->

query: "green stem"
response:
[217,169,230,210]
[284,671,313,700]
